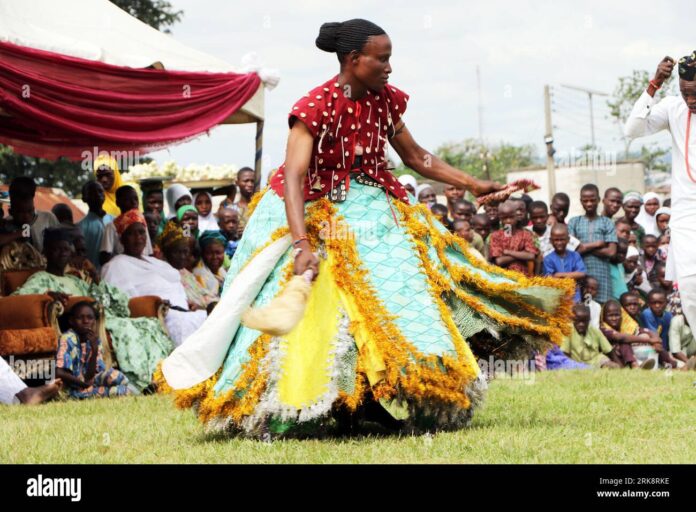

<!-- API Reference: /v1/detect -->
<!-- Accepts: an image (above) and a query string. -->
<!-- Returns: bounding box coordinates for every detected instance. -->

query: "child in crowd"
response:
[528,201,552,256]
[560,303,618,368]
[568,184,618,304]
[488,201,538,276]
[619,292,644,326]
[623,246,651,297]
[655,207,671,237]
[641,234,660,274]
[483,202,500,231]
[55,301,131,399]
[217,207,240,259]
[177,205,200,239]
[471,213,492,260]
[610,238,629,300]
[511,197,529,228]
[600,300,660,369]
[144,211,163,259]
[648,261,673,295]
[619,192,646,247]
[668,312,696,368]
[471,213,492,240]
[453,219,485,261]
[542,224,586,303]
[450,199,476,223]
[640,289,680,368]
[548,192,570,226]
[431,203,452,231]
[582,276,602,329]
[194,231,228,300]
[614,218,632,242]
[657,233,670,262]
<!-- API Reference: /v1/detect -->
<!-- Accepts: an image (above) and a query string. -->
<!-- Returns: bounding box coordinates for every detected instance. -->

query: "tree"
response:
[0,0,183,197]
[110,0,183,33]
[607,69,675,159]
[432,139,536,183]
[0,148,90,197]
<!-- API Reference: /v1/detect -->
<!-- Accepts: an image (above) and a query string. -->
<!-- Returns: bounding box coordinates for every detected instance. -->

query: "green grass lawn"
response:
[2,370,695,464]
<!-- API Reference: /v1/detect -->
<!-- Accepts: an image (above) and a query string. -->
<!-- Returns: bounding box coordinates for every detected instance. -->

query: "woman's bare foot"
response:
[15,379,63,405]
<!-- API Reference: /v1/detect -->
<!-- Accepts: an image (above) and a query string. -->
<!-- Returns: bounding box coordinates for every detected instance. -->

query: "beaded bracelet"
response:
[293,235,308,246]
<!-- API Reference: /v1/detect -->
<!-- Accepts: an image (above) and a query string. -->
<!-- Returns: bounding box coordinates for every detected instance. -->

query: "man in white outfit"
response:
[624,52,696,331]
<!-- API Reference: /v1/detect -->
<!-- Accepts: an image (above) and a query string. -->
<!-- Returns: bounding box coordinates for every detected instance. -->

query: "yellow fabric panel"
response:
[277,258,341,409]
[334,285,387,386]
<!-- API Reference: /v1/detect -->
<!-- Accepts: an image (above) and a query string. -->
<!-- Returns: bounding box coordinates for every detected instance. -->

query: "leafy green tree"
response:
[394,139,537,185]
[110,0,183,33]
[607,69,675,158]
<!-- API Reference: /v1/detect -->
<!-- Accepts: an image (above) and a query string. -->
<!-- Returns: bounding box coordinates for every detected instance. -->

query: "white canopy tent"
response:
[0,0,278,176]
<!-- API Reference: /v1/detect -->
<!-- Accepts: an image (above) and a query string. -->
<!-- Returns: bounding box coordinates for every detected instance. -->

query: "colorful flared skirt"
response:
[158,178,574,436]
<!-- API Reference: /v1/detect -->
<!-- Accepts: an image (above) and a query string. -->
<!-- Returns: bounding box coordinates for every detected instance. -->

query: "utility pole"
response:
[560,84,609,148]
[477,66,491,180]
[476,65,483,142]
[544,85,556,201]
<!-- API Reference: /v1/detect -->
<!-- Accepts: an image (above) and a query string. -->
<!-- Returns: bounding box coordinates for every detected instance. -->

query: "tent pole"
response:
[254,120,264,192]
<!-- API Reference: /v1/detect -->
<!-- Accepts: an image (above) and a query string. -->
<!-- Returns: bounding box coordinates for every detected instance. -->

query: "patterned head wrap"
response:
[158,221,187,251]
[114,210,146,236]
[176,204,198,221]
[198,230,228,250]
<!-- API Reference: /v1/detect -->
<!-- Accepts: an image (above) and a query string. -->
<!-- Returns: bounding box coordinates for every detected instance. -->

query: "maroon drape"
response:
[0,40,261,160]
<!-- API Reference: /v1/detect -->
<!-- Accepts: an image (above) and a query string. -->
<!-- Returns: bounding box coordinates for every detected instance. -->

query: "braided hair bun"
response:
[315,19,386,61]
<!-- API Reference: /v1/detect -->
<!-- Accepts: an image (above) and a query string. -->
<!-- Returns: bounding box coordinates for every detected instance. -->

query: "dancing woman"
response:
[159,19,574,436]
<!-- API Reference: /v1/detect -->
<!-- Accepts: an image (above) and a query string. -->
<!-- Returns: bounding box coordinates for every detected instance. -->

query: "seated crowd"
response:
[0,163,255,404]
[0,166,693,406]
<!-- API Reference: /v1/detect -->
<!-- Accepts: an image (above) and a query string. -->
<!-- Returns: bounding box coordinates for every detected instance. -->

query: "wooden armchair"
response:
[0,241,170,368]
[0,241,45,296]
[128,295,170,337]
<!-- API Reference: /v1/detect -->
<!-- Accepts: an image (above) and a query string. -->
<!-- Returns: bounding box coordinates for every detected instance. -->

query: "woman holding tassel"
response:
[158,18,575,437]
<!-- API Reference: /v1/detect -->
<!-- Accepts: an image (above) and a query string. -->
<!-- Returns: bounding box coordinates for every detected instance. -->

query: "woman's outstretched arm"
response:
[389,121,503,197]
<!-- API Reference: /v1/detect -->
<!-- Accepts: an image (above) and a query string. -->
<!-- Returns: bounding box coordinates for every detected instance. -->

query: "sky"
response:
[148,0,696,180]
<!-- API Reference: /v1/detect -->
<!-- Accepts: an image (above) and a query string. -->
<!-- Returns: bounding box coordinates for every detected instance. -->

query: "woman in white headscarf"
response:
[397,174,418,196]
[415,183,436,206]
[193,191,219,232]
[165,184,193,219]
[624,244,651,295]
[635,192,661,237]
[655,206,671,237]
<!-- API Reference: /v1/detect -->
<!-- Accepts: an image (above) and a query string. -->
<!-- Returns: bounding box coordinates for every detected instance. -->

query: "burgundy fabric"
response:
[269,75,410,204]
[0,40,261,160]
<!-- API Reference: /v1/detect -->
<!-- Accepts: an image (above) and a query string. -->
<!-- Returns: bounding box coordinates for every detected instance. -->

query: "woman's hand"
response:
[468,179,504,197]
[293,241,319,279]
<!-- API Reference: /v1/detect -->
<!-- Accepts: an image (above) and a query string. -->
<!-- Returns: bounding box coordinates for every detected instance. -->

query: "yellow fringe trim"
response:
[155,334,272,425]
[395,201,574,344]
